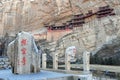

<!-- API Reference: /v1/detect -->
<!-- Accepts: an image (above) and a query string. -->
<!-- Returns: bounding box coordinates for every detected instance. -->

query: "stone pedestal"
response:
[83,51,90,74]
[53,53,58,70]
[65,54,71,71]
[42,54,46,69]
[7,31,41,74]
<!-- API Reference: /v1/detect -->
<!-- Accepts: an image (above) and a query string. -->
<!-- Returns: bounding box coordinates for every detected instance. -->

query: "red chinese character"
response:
[21,48,27,54]
[21,57,26,65]
[21,39,27,46]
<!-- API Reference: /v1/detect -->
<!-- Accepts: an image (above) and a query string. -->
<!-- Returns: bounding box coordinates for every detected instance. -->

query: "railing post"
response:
[42,54,46,69]
[65,54,71,71]
[53,53,58,70]
[83,51,90,74]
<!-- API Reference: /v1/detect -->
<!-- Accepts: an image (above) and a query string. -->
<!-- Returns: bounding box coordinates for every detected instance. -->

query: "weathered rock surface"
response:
[1,0,120,60]
[95,36,120,58]
[0,0,120,36]
[55,16,120,58]
[7,31,41,74]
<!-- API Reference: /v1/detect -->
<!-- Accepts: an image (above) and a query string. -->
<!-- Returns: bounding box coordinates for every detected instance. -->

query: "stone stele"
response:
[7,31,41,74]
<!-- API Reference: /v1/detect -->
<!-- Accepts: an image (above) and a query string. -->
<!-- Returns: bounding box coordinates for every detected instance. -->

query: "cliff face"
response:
[1,0,120,58]
[55,16,120,57]
[1,0,120,36]
[0,0,72,36]
[95,36,120,58]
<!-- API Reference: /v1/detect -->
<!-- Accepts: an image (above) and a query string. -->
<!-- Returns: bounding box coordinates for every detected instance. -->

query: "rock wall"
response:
[0,0,72,36]
[1,0,120,37]
[55,15,120,57]
[1,0,120,59]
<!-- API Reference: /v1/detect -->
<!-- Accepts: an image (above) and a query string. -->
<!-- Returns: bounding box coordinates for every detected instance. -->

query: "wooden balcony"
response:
[72,19,85,22]
[109,13,116,16]
[97,10,113,15]
[73,14,85,19]
[99,5,110,11]
[97,14,109,18]
[97,8,114,13]
[50,25,66,30]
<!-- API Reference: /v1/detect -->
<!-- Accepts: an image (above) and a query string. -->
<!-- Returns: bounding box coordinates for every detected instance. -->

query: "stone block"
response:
[7,31,41,74]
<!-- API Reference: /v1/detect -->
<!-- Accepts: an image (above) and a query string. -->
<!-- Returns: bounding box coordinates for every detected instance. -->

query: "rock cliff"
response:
[1,0,120,36]
[55,15,120,58]
[1,0,120,59]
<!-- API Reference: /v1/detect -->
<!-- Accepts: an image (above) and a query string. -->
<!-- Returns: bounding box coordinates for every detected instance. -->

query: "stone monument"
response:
[7,31,41,74]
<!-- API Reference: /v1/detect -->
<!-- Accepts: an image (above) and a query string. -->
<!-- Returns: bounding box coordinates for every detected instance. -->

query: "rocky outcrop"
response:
[95,36,120,58]
[90,36,120,65]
